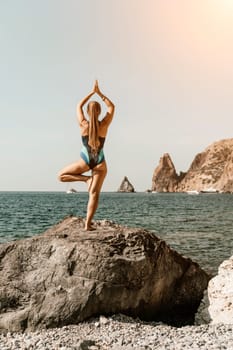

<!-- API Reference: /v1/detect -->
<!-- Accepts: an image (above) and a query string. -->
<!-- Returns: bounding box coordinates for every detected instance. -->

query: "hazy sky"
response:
[1,0,233,191]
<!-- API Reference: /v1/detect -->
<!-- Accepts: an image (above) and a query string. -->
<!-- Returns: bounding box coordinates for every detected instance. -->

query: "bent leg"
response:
[85,162,107,230]
[58,159,91,183]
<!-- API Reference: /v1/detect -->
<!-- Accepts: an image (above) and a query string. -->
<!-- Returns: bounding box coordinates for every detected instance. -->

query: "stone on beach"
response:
[0,217,210,333]
[195,255,233,325]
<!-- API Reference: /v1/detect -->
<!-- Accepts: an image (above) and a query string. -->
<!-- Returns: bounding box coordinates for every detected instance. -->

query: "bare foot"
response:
[86,176,93,192]
[84,225,96,231]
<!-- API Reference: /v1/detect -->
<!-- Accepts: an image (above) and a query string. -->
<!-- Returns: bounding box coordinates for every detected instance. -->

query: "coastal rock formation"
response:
[117,176,135,192]
[0,217,209,333]
[178,139,233,192]
[151,138,233,193]
[195,255,233,325]
[151,153,185,192]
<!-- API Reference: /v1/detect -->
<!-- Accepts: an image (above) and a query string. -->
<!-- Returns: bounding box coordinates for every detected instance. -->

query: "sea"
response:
[0,191,232,275]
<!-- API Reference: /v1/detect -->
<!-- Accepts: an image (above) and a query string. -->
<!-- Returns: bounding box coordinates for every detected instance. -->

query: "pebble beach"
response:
[0,314,232,350]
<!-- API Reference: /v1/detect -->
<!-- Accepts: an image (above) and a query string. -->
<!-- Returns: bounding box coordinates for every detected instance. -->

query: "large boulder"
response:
[0,217,210,333]
[195,255,233,325]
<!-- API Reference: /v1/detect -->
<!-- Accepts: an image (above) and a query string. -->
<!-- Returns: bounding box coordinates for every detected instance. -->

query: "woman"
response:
[58,81,115,230]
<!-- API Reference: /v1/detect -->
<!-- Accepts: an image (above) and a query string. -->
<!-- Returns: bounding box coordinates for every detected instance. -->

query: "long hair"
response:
[87,101,101,154]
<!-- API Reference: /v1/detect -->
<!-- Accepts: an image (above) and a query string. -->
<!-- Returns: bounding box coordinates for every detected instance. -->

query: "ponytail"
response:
[87,101,101,154]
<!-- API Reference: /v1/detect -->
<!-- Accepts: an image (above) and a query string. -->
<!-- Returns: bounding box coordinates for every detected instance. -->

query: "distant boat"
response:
[200,188,218,194]
[66,188,78,194]
[186,190,200,195]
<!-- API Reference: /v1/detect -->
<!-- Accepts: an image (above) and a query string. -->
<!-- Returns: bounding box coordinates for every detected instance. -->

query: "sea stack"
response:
[117,176,135,192]
[151,153,183,192]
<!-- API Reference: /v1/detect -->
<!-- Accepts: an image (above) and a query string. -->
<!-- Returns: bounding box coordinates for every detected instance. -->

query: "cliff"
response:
[117,176,135,192]
[151,138,233,193]
[0,216,209,332]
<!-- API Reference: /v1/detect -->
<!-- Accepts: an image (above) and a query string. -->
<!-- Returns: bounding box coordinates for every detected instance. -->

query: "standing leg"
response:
[85,161,107,230]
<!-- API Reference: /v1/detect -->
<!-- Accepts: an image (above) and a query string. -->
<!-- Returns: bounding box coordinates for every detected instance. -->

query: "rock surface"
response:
[0,217,209,333]
[117,176,135,192]
[151,138,233,193]
[195,255,233,325]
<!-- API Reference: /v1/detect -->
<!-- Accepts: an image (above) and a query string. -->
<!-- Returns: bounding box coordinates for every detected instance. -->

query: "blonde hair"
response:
[87,101,101,154]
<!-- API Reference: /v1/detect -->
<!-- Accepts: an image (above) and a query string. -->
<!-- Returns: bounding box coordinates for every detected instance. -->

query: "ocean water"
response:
[0,191,232,274]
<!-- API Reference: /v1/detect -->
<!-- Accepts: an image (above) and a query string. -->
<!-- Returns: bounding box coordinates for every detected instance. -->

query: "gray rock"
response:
[117,176,135,192]
[0,217,210,333]
[77,339,97,350]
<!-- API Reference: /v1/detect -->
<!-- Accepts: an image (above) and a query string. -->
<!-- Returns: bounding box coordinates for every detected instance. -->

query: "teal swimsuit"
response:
[80,135,105,169]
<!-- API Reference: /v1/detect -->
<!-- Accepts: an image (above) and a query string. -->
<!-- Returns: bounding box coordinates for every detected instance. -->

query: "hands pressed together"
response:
[92,80,105,100]
[93,80,100,94]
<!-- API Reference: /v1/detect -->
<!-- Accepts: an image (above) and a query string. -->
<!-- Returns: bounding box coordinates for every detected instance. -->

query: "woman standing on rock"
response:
[58,80,115,230]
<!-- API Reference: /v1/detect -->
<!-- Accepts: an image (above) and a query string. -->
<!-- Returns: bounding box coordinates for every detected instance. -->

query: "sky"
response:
[1,0,233,192]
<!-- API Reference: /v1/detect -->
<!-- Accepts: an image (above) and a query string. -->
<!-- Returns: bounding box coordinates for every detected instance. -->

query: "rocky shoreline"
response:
[0,314,232,350]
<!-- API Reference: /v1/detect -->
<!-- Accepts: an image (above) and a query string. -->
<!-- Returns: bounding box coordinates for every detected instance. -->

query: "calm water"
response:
[0,191,232,274]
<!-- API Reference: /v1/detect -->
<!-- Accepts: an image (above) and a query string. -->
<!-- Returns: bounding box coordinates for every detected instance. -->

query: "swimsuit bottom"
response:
[80,135,106,170]
[80,146,105,169]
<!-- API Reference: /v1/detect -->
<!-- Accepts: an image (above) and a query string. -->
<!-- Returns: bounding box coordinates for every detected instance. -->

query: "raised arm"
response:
[76,91,95,126]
